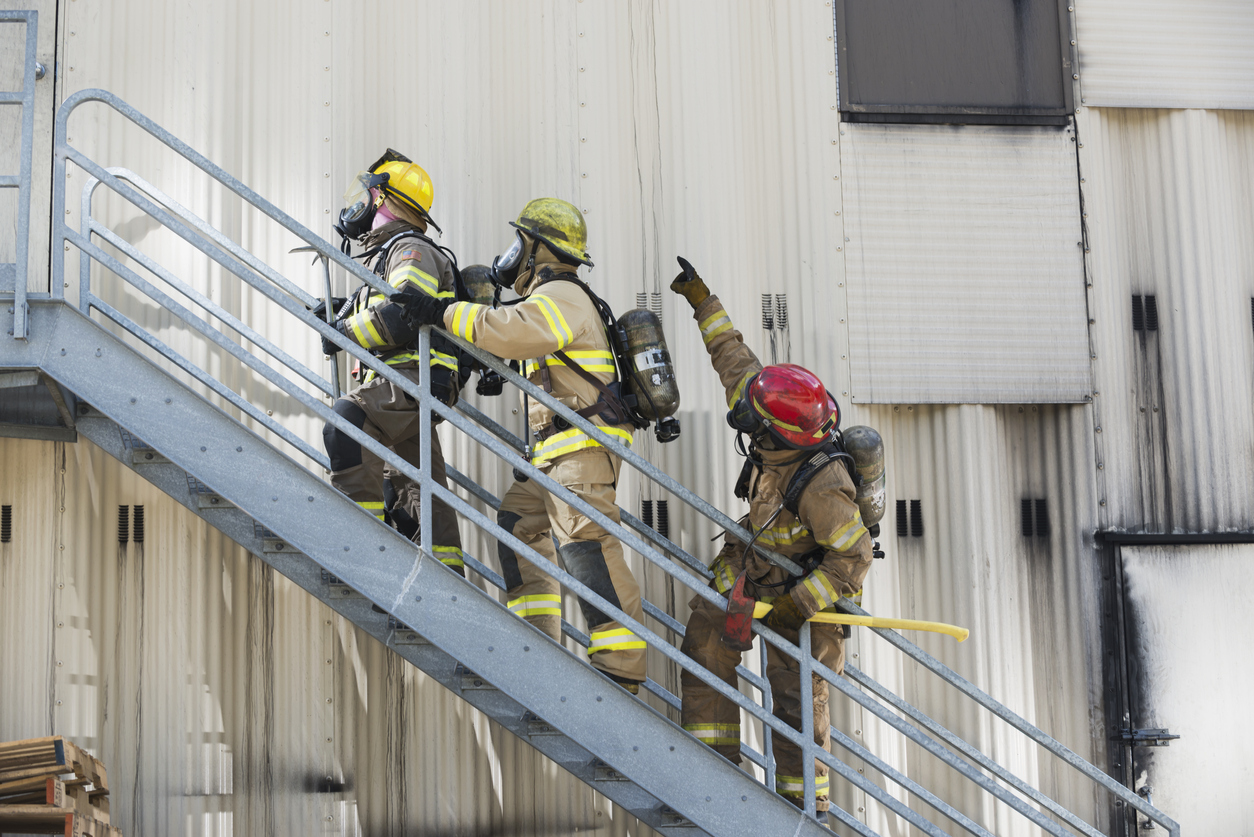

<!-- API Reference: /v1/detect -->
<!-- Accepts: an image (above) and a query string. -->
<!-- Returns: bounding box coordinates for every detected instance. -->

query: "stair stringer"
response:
[14,301,833,837]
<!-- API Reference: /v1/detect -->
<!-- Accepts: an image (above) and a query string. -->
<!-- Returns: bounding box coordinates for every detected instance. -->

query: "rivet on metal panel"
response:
[488,646,494,651]
[57,622,63,628]
[1097,463,1104,469]
[326,698,332,703]
[742,795,748,801]
[60,349,66,356]
[326,659,331,664]
[836,247,842,252]
[56,700,62,705]
[200,446,206,451]
[324,102,329,106]
[378,545,385,551]
[833,175,838,180]
[164,397,171,404]
[1071,39,1076,45]
[840,318,845,323]
[1096,426,1102,433]
[64,245,69,251]
[524,645,530,651]
[561,696,566,702]
[579,67,585,72]
[581,137,587,142]
[706,796,712,801]
[843,391,848,396]
[56,661,62,666]
[267,410,274,416]
[633,746,639,751]
[582,173,587,178]
[1100,500,1107,506]
[829,71,834,75]
[1073,74,1079,80]
[236,446,242,452]
[58,583,63,588]
[1068,5,1073,9]
[1080,178,1085,183]
[129,398,136,404]
[94,349,101,356]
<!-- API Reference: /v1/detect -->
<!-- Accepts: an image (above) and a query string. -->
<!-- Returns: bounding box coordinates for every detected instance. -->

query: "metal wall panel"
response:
[1078,107,1254,533]
[842,122,1092,403]
[1075,0,1254,109]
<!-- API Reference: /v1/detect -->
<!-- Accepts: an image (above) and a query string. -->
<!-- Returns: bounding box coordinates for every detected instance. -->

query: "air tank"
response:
[617,309,681,441]
[841,425,885,530]
[460,264,496,306]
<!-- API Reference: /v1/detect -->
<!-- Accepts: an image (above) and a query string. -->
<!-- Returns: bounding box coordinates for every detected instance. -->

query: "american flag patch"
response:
[399,248,421,261]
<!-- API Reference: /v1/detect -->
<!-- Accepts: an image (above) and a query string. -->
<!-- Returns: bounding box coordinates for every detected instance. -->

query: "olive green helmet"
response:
[510,198,593,267]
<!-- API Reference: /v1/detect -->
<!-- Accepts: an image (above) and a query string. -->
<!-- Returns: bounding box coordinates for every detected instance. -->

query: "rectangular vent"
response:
[1020,499,1034,537]
[1131,295,1144,331]
[1250,298,1254,334]
[641,500,654,531]
[1034,499,1050,537]
[1,505,11,543]
[133,505,145,544]
[636,292,649,310]
[656,500,670,539]
[896,499,908,537]
[650,292,663,324]
[774,294,789,330]
[909,500,924,538]
[761,294,774,330]
[1144,295,1158,331]
[118,505,129,544]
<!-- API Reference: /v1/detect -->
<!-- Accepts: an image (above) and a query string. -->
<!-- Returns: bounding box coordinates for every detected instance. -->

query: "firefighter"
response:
[319,150,465,574]
[398,198,647,693]
[669,260,873,814]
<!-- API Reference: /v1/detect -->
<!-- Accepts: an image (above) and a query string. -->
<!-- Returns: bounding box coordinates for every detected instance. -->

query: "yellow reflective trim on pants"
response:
[530,294,574,348]
[346,311,386,349]
[507,594,562,618]
[588,627,646,654]
[433,545,464,568]
[357,501,385,521]
[684,723,741,746]
[820,513,869,551]
[448,301,480,341]
[530,425,635,465]
[775,774,829,798]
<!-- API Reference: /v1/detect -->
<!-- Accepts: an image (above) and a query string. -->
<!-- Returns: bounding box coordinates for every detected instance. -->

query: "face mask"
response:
[490,231,527,289]
[333,171,388,247]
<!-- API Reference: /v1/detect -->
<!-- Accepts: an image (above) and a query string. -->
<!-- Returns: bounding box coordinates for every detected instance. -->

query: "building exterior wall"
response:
[2,0,1252,835]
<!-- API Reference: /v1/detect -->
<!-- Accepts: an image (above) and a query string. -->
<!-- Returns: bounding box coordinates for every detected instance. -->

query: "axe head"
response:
[720,571,756,653]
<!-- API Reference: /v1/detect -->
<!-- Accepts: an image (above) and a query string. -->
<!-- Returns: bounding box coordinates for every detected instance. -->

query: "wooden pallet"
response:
[0,737,116,836]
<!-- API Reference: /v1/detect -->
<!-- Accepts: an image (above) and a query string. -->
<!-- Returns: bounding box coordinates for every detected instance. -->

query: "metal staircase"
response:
[0,81,1181,837]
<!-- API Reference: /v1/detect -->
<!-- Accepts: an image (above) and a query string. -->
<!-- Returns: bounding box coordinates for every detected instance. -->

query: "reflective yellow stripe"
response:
[588,627,646,653]
[775,774,829,798]
[524,350,616,376]
[728,370,755,409]
[507,594,562,617]
[760,520,809,546]
[530,425,635,464]
[347,311,387,349]
[357,501,385,521]
[711,558,737,594]
[448,301,480,341]
[698,310,733,343]
[820,513,869,552]
[683,723,741,745]
[433,545,464,568]
[803,572,841,610]
[530,294,574,348]
[390,264,441,296]
[383,349,459,371]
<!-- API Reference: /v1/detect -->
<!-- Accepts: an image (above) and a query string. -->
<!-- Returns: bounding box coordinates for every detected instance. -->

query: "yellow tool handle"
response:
[752,602,969,642]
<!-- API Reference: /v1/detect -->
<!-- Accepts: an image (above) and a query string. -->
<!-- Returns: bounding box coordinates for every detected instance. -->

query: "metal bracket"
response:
[1114,729,1179,747]
[455,664,496,691]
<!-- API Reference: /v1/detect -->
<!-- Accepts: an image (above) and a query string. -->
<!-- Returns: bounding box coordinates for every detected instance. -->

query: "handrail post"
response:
[418,326,433,561]
[800,621,816,818]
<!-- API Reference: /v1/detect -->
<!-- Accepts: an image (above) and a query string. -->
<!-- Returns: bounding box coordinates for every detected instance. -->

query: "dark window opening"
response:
[118,505,129,544]
[836,0,1074,125]
[1,505,11,543]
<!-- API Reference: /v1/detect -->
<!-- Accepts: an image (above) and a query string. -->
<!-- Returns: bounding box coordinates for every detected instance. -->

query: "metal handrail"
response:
[51,88,1181,836]
[1,10,39,340]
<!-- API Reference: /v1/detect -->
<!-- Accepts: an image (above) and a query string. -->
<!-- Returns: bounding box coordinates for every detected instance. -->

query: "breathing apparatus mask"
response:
[490,231,535,292]
[334,171,389,252]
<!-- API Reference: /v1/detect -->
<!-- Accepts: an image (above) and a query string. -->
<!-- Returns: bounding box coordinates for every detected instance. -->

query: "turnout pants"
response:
[680,544,845,812]
[323,369,464,574]
[495,449,647,684]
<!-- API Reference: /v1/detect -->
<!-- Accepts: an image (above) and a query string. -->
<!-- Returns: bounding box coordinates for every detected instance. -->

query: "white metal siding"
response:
[1078,107,1254,533]
[1075,0,1254,109]
[842,123,1092,403]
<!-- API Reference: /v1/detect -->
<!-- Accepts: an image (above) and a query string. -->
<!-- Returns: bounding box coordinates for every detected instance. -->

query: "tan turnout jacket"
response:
[443,253,634,465]
[694,295,872,618]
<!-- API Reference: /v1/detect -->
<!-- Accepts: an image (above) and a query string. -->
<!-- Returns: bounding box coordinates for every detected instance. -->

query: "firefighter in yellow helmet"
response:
[318,149,465,574]
[399,198,647,692]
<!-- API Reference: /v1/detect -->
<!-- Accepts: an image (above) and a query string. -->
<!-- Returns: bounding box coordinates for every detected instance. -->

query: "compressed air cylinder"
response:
[842,425,886,529]
[618,308,680,420]
[460,264,497,306]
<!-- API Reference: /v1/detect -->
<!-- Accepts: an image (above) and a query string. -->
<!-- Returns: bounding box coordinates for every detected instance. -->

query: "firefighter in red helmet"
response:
[670,259,873,814]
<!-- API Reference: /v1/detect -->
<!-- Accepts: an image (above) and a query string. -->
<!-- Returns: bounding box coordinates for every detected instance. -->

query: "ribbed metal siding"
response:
[1075,0,1254,109]
[841,122,1092,404]
[1078,107,1254,533]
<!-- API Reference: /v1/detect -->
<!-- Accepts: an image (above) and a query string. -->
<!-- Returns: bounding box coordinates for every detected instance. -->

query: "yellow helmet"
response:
[511,198,592,266]
[369,149,435,219]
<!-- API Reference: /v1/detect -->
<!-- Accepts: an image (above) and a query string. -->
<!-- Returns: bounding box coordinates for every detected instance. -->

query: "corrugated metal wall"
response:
[1075,0,1254,109]
[1077,106,1254,533]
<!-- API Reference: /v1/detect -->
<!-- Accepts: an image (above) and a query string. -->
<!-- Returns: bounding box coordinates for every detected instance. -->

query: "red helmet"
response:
[727,364,840,449]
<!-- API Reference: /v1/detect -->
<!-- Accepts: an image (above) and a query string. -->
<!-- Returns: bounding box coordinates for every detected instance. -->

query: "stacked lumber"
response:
[0,737,119,836]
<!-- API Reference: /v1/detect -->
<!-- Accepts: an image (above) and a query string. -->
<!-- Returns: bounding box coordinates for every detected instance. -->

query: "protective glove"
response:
[670,256,711,309]
[395,289,453,331]
[761,592,808,635]
[310,296,349,320]
[322,322,344,357]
